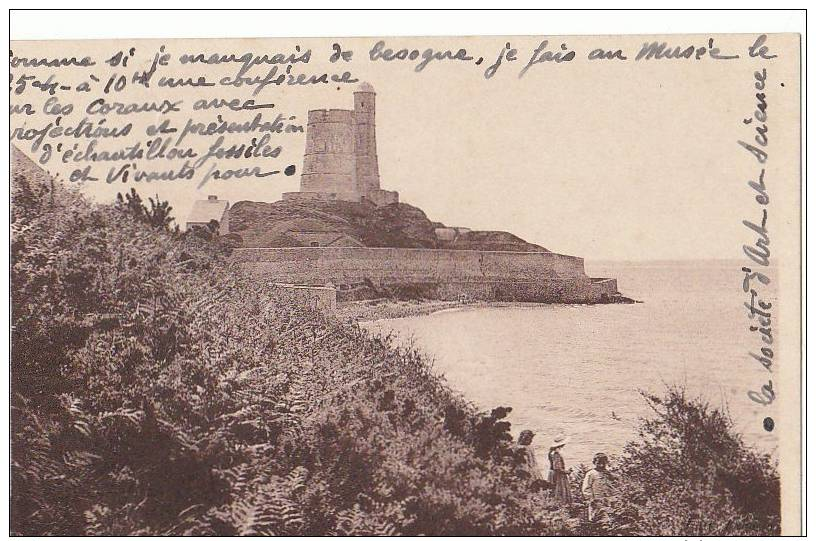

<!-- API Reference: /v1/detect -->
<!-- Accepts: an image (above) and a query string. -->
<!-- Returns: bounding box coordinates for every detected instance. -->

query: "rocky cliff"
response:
[227,199,549,252]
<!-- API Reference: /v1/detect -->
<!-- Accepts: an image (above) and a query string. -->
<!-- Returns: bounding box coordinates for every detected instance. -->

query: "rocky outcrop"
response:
[227,199,549,252]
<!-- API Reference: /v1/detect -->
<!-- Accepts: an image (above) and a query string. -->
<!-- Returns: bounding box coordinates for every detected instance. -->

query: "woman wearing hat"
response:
[516,430,544,481]
[547,434,572,504]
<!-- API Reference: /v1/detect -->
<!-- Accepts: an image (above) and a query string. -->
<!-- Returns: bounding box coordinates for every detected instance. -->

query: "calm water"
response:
[364,260,778,468]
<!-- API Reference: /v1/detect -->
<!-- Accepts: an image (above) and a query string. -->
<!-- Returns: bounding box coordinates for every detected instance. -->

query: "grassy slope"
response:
[10,149,780,536]
[10,149,565,535]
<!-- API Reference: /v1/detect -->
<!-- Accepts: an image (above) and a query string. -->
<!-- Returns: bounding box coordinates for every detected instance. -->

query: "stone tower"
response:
[283,83,398,206]
[299,108,359,201]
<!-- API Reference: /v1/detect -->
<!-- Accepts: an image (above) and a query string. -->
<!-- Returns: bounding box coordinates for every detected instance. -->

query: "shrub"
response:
[567,387,780,536]
[10,157,781,536]
[10,163,562,535]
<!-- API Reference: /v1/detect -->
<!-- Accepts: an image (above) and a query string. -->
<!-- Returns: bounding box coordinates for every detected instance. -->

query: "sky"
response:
[10,34,800,261]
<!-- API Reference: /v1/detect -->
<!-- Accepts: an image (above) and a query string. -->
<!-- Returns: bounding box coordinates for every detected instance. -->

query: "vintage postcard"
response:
[9,31,802,536]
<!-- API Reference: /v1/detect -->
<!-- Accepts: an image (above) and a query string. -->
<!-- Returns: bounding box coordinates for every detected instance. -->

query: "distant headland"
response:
[185,84,627,307]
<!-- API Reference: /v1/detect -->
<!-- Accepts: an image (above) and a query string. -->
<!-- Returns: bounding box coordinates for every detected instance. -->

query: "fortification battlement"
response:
[307,109,355,123]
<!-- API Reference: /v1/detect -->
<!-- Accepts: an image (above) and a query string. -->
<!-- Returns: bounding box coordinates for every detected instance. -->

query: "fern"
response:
[11,150,781,536]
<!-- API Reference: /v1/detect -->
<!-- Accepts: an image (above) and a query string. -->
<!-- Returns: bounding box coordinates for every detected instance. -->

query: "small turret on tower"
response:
[353,83,381,195]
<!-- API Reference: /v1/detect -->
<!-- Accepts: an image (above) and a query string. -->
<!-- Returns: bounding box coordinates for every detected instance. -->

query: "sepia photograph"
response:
[8,9,805,537]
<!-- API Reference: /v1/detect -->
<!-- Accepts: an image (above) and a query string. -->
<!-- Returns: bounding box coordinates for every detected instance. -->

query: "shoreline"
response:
[336,298,632,323]
[335,299,464,322]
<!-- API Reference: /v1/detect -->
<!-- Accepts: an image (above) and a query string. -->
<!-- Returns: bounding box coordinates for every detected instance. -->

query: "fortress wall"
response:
[433,279,596,303]
[233,247,608,302]
[282,191,339,203]
[333,280,597,303]
[233,247,586,282]
[589,278,619,300]
[365,189,399,206]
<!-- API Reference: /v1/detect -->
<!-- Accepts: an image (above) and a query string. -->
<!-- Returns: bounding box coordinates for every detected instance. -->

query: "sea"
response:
[363,259,779,468]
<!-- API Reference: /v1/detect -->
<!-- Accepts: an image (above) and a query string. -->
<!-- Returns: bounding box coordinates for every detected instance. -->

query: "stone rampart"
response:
[589,278,619,301]
[234,247,615,303]
[365,189,399,206]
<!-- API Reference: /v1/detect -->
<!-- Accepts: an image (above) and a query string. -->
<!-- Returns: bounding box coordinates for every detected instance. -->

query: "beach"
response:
[335,298,562,322]
[359,260,779,467]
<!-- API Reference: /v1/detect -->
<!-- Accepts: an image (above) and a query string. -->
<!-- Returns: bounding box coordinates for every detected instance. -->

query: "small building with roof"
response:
[185,195,230,234]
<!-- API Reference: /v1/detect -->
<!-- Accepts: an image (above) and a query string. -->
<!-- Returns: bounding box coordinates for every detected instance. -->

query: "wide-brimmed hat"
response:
[549,434,570,448]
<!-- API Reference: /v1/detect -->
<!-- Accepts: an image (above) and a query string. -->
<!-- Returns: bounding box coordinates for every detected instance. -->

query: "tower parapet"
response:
[282,83,398,206]
[307,109,355,123]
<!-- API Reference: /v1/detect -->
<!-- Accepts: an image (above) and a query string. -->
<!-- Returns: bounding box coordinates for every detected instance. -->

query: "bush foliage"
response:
[11,166,780,535]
